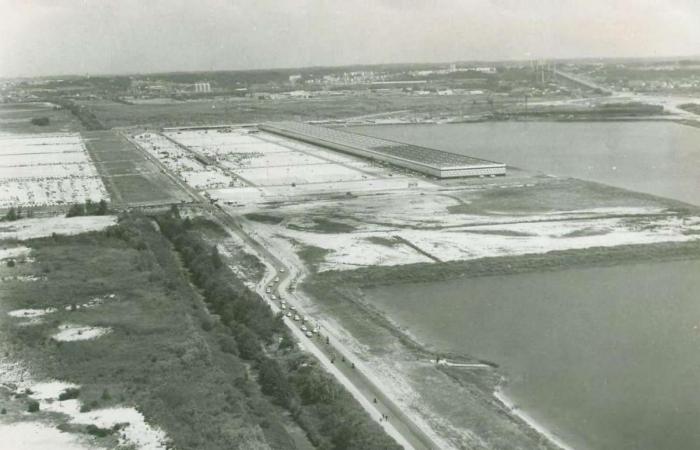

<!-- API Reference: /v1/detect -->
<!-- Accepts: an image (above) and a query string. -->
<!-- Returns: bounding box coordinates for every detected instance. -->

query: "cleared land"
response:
[0,102,83,134]
[82,130,192,206]
[158,128,433,205]
[0,132,109,210]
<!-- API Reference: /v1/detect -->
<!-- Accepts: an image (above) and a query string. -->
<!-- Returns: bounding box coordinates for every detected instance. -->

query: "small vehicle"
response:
[290,306,297,312]
[285,311,292,317]
[274,277,280,283]
[280,268,285,273]
[265,288,271,294]
[270,294,276,300]
[300,325,307,332]
[312,327,319,334]
[293,314,300,321]
[305,331,313,338]
[281,303,287,310]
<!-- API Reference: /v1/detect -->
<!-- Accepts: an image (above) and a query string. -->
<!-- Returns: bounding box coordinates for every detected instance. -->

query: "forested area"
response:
[157,208,401,450]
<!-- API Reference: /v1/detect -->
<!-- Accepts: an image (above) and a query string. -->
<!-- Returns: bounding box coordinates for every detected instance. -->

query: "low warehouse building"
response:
[259,122,506,178]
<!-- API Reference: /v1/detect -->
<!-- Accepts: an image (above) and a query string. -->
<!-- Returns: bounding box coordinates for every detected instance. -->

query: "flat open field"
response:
[82,130,192,206]
[0,103,82,134]
[238,176,700,272]
[75,93,531,128]
[0,133,109,210]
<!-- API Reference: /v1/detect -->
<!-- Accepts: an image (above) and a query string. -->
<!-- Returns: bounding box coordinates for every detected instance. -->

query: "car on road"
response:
[274,277,280,282]
[301,325,307,331]
[265,288,270,293]
[305,331,313,338]
[293,314,300,321]
[281,303,286,310]
[270,294,276,300]
[280,268,285,273]
[285,311,292,317]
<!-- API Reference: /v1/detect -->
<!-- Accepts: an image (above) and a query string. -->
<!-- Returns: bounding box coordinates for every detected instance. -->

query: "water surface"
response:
[364,260,700,450]
[351,122,700,205]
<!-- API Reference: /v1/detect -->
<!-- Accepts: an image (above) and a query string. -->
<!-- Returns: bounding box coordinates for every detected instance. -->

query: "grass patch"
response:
[244,213,284,225]
[297,245,331,273]
[365,236,400,247]
[287,217,357,234]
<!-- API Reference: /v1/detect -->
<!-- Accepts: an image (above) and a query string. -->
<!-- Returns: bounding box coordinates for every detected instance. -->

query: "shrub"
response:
[30,117,50,126]
[59,387,81,401]
[86,424,113,437]
[27,400,40,412]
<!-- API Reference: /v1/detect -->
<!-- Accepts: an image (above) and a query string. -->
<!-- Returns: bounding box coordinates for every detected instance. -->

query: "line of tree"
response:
[66,199,110,218]
[50,98,106,130]
[157,207,400,450]
[1,206,24,222]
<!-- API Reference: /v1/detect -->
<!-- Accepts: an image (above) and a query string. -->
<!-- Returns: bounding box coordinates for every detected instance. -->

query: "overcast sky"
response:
[1,0,699,78]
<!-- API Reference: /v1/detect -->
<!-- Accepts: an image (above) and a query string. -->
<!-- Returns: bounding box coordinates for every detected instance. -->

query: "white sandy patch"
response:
[0,422,92,450]
[52,324,111,342]
[8,308,57,318]
[40,399,168,450]
[28,380,80,400]
[0,215,117,241]
[0,246,31,260]
[264,212,700,271]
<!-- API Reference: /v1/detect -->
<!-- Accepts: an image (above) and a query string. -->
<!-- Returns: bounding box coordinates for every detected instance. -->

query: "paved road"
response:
[211,208,439,450]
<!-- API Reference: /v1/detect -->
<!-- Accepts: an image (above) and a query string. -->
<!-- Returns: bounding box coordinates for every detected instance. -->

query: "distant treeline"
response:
[50,98,106,130]
[157,208,400,450]
[66,200,110,217]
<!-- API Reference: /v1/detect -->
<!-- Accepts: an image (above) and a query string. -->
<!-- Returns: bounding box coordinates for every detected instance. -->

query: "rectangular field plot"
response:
[0,178,108,209]
[131,132,240,192]
[83,130,192,205]
[0,132,109,209]
[0,152,89,166]
[165,130,264,148]
[236,163,368,186]
[0,163,99,180]
[221,151,329,169]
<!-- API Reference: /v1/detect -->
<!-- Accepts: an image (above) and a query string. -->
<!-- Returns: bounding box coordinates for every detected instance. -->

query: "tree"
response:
[66,203,85,217]
[97,199,108,215]
[2,207,18,221]
[30,117,50,126]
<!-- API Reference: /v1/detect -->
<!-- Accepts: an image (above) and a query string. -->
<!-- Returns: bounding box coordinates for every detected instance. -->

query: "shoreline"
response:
[493,388,575,450]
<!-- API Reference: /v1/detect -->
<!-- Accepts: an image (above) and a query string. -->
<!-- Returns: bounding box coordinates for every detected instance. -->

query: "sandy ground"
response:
[239,192,700,272]
[51,324,112,342]
[1,311,167,450]
[0,422,93,450]
[0,215,117,241]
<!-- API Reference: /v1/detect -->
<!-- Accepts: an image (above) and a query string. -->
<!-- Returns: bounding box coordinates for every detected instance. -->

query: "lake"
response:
[364,259,700,450]
[350,121,700,206]
[353,121,700,448]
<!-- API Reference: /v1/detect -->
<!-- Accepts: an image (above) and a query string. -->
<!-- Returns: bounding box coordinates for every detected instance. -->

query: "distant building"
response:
[260,122,506,179]
[193,82,211,93]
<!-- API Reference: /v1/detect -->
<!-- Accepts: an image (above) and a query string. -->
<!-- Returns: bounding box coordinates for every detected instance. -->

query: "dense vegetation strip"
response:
[157,208,401,450]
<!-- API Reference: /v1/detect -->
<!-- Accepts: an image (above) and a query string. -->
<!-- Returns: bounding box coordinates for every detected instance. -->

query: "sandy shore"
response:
[494,389,574,450]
